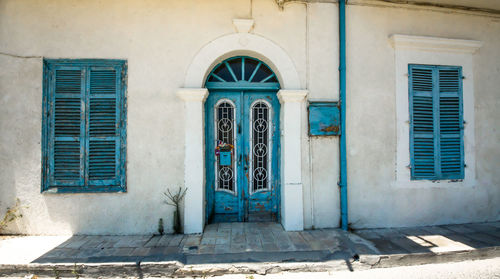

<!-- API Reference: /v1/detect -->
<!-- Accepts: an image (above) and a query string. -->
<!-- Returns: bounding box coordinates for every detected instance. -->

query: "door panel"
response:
[243,93,280,221]
[206,91,280,223]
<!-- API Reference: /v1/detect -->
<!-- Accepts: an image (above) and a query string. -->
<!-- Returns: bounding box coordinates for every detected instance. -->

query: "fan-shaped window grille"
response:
[206,57,280,89]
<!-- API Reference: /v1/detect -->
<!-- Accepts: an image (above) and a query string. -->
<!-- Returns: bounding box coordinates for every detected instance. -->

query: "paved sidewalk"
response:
[0,221,499,277]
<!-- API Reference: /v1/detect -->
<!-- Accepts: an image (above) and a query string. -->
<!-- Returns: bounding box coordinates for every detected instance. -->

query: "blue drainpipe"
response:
[339,0,348,231]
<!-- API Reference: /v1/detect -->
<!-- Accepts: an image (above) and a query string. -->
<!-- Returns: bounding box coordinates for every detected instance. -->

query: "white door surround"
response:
[178,32,307,233]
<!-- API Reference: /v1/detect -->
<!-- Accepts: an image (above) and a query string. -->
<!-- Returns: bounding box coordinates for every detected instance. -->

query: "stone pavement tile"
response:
[75,248,102,259]
[245,231,263,252]
[273,232,294,251]
[287,231,311,251]
[354,230,383,240]
[214,244,231,253]
[443,224,476,234]
[168,234,185,247]
[218,223,232,233]
[146,246,175,256]
[180,234,201,252]
[230,242,246,253]
[113,236,150,248]
[61,236,90,249]
[204,223,219,233]
[246,224,261,234]
[231,222,244,232]
[200,236,217,245]
[231,230,245,244]
[215,234,230,245]
[184,235,202,248]
[398,227,432,237]
[98,236,121,248]
[419,234,477,252]
[299,231,323,250]
[81,236,109,249]
[486,221,500,229]
[462,232,500,246]
[368,228,405,238]
[420,225,456,236]
[369,238,409,254]
[156,235,173,246]
[260,230,276,244]
[131,247,153,257]
[144,236,162,247]
[463,223,500,234]
[389,237,432,253]
[261,241,280,252]
[344,232,380,255]
[198,244,215,254]
[443,234,491,249]
[106,247,135,257]
[41,248,79,259]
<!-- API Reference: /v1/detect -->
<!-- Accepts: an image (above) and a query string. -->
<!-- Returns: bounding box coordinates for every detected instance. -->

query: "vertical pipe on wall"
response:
[339,0,348,231]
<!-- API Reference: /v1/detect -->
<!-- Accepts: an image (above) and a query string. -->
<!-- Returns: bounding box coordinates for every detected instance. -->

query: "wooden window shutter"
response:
[409,65,436,179]
[86,67,122,187]
[438,67,464,179]
[409,64,464,180]
[43,60,127,193]
[49,66,85,187]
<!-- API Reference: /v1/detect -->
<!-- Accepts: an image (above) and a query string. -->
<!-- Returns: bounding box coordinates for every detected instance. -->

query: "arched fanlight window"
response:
[206,57,280,89]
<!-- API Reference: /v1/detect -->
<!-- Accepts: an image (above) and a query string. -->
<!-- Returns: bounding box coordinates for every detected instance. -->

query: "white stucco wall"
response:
[0,0,498,235]
[346,4,500,228]
[0,0,341,234]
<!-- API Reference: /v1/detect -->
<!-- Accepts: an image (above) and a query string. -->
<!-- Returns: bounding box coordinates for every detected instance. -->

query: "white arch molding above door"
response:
[183,33,302,90]
[178,32,307,234]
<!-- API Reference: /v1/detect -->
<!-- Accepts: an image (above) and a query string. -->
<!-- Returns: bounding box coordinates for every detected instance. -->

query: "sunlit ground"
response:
[0,235,71,264]
[406,235,474,252]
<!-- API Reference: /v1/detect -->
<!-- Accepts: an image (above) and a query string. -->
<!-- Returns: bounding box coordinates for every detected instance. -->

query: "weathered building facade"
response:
[0,0,499,235]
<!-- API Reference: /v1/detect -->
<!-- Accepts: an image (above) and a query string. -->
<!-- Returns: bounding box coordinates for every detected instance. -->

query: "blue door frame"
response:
[204,56,281,223]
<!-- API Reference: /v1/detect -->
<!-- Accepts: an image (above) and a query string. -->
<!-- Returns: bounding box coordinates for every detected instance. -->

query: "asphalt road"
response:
[213,257,500,279]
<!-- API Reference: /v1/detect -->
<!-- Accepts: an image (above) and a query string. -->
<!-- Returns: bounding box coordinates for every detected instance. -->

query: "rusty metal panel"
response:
[308,101,340,136]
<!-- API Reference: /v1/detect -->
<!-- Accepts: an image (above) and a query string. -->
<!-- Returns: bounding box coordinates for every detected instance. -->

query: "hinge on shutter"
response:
[406,164,412,169]
[462,76,466,79]
[464,163,467,168]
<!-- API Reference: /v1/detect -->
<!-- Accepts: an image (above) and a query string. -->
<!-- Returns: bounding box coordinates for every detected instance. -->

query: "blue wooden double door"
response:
[205,90,280,223]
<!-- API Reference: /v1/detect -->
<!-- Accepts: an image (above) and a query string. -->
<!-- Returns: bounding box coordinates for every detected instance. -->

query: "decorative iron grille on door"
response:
[250,100,271,193]
[215,100,236,193]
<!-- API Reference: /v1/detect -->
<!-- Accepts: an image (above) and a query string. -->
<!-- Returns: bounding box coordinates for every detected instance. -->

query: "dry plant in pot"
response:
[163,187,187,234]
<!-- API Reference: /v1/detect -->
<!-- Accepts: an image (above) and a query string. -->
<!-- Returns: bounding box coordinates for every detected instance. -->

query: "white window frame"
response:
[390,34,482,188]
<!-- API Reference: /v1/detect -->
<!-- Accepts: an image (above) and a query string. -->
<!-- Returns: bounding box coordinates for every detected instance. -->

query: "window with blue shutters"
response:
[409,64,464,180]
[42,59,127,193]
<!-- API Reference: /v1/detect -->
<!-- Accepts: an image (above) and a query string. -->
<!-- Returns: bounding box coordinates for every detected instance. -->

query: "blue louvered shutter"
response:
[438,67,464,179]
[49,66,85,187]
[409,65,436,179]
[86,67,122,187]
[409,64,464,180]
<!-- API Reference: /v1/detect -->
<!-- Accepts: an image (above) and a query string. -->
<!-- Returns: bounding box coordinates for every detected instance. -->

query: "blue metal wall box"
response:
[308,102,340,136]
[219,151,232,166]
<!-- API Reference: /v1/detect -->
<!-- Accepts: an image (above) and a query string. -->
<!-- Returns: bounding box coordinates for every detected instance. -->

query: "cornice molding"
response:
[389,34,483,54]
